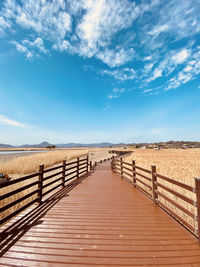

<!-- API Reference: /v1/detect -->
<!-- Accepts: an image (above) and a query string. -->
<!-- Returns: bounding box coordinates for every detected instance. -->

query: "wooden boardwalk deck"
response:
[1,161,200,266]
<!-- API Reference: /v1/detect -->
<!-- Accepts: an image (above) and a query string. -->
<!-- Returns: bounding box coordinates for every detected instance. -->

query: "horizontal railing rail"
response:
[0,153,118,226]
[111,156,200,241]
[0,155,90,225]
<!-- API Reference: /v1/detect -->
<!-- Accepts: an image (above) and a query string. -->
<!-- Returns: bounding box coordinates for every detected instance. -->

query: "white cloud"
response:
[22,37,48,54]
[11,37,49,59]
[153,68,162,79]
[0,114,27,127]
[148,24,169,37]
[16,1,71,42]
[172,48,190,64]
[101,67,136,80]
[11,40,33,59]
[144,48,192,84]
[113,88,119,93]
[143,56,152,61]
[97,47,134,67]
[166,46,200,90]
[1,0,200,89]
[147,68,162,82]
[52,40,70,52]
[143,89,153,93]
[76,0,140,53]
[141,0,200,52]
[0,0,159,67]
[107,87,125,99]
[108,94,118,99]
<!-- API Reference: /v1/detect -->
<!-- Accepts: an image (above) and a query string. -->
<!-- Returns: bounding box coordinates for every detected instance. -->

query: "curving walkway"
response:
[1,161,200,266]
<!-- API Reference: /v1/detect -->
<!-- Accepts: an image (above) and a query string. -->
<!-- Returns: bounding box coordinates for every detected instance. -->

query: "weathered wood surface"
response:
[1,161,200,266]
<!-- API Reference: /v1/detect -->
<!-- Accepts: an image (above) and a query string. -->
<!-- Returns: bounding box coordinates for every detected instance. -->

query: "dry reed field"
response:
[0,150,88,222]
[123,148,200,232]
[0,150,88,177]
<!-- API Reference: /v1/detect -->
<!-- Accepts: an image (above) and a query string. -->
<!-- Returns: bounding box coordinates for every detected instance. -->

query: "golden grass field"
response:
[0,149,88,177]
[124,148,200,185]
[122,148,200,232]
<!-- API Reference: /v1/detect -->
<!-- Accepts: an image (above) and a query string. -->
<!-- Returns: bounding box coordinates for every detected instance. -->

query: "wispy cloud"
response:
[22,37,48,54]
[1,0,200,92]
[172,48,190,64]
[96,48,135,68]
[107,87,125,99]
[101,68,136,81]
[11,37,48,59]
[166,46,200,90]
[0,0,158,66]
[11,41,33,59]
[0,115,27,127]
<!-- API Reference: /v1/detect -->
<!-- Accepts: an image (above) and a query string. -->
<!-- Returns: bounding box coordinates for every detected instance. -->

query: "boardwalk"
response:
[1,161,200,266]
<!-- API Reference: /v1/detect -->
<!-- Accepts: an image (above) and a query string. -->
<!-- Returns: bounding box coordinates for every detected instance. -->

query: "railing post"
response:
[62,160,66,187]
[132,160,136,187]
[151,165,157,204]
[86,155,89,173]
[77,157,80,178]
[195,178,200,241]
[120,158,123,178]
[38,164,44,205]
[90,161,92,171]
[111,159,114,172]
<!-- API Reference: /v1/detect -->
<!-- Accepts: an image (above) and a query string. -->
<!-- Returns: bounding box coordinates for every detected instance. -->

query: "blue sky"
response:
[0,0,200,145]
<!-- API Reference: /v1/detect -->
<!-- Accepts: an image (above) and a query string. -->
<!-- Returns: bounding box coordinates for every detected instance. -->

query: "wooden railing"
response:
[0,155,117,226]
[111,157,200,241]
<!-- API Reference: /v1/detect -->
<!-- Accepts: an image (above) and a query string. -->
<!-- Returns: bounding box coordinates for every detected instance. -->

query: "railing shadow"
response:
[0,173,90,257]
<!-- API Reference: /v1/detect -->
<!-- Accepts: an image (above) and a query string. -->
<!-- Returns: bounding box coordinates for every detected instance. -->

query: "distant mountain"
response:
[0,141,118,148]
[0,143,13,148]
[56,142,115,148]
[19,141,52,148]
[1,140,200,149]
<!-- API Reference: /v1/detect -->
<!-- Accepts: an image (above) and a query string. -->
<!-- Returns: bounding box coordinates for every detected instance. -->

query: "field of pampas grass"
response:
[122,148,200,232]
[124,148,200,185]
[0,150,88,224]
[0,150,88,177]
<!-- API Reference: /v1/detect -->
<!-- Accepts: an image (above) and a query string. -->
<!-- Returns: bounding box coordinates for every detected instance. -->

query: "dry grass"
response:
[0,150,88,177]
[124,148,200,185]
[122,148,200,233]
[0,150,88,223]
